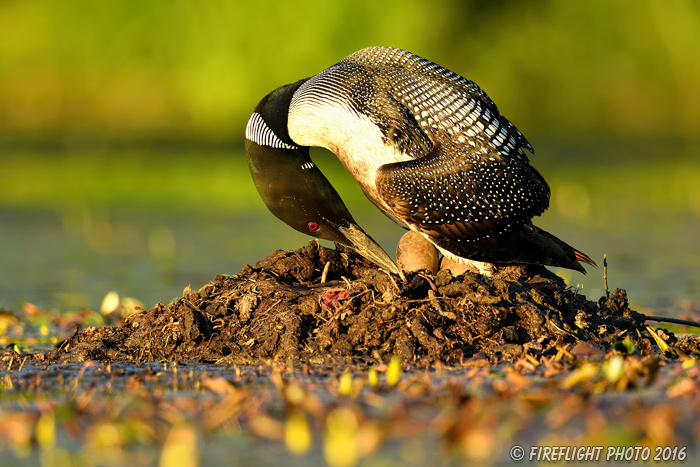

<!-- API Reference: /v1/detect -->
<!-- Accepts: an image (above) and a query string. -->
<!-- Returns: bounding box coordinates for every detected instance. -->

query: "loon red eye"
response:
[307,222,320,232]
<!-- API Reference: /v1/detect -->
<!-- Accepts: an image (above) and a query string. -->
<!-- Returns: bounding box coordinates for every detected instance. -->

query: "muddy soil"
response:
[49,242,700,365]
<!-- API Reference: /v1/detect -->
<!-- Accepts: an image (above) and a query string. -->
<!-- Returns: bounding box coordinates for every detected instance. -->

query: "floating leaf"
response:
[284,383,307,406]
[0,310,19,335]
[101,291,121,315]
[613,338,636,355]
[386,356,403,387]
[35,410,56,451]
[603,355,626,383]
[285,409,312,455]
[338,371,354,396]
[367,367,379,388]
[681,357,696,369]
[201,375,235,394]
[561,362,599,389]
[324,408,359,467]
[159,423,199,467]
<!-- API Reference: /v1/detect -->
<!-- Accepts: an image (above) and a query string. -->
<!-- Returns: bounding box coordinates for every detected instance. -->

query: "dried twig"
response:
[641,315,700,329]
[321,261,330,284]
[603,254,609,299]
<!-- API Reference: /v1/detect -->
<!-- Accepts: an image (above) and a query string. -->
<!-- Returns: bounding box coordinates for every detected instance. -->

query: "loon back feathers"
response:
[291,47,536,161]
[344,47,535,157]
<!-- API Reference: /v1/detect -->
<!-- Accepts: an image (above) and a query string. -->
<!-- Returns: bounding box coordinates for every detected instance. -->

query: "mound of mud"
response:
[50,242,696,365]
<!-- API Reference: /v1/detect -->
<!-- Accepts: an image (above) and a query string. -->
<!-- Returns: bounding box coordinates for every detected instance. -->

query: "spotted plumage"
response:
[250,46,595,273]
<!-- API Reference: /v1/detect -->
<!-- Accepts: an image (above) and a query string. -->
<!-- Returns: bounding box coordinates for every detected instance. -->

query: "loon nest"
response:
[49,241,700,365]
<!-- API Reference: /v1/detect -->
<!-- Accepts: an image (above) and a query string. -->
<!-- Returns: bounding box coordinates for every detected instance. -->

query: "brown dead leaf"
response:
[320,288,350,311]
[570,341,605,359]
[23,303,45,317]
[201,375,236,394]
[666,378,697,398]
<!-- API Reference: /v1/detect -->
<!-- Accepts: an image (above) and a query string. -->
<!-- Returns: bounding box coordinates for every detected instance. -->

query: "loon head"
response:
[245,80,402,277]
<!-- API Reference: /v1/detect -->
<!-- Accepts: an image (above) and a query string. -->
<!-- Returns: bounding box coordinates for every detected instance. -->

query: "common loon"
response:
[246,47,595,275]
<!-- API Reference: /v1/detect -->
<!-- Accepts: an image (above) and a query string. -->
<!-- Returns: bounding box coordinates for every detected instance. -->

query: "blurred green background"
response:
[1,0,699,315]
